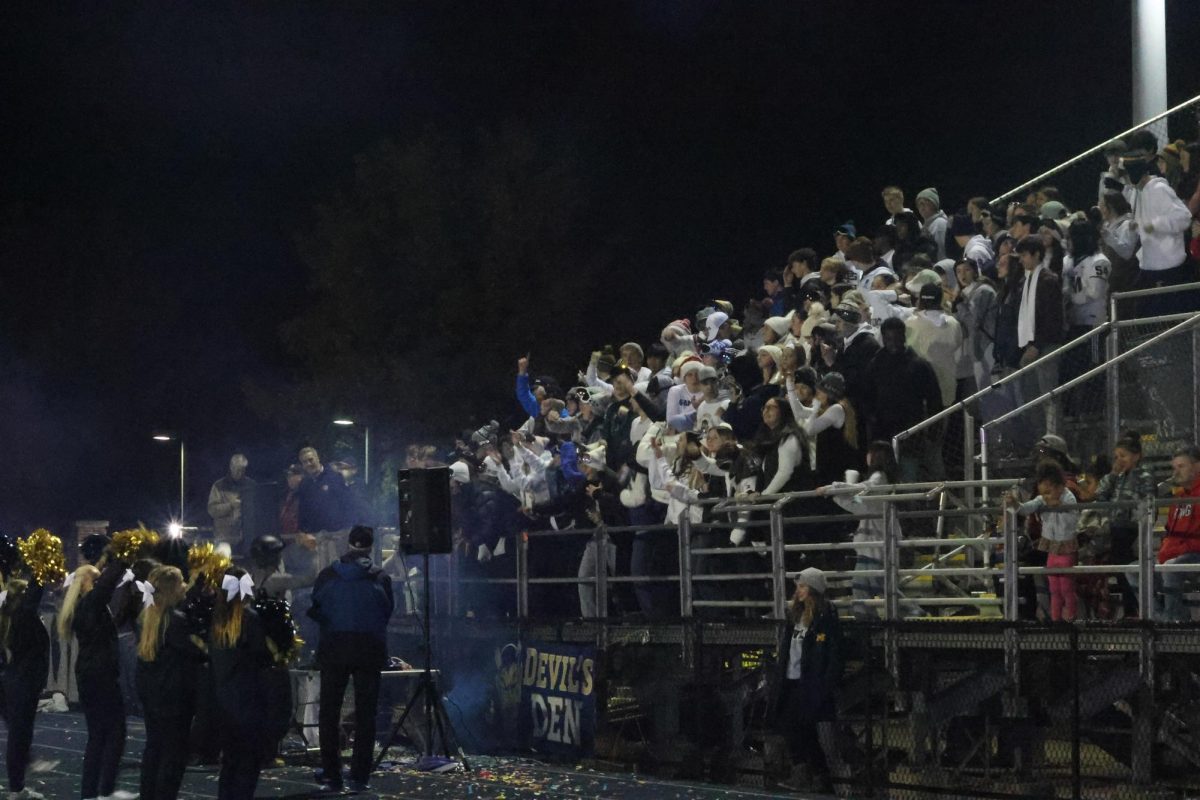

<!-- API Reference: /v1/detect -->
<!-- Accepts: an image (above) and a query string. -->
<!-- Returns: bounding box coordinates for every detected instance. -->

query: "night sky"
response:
[1,2,1198,533]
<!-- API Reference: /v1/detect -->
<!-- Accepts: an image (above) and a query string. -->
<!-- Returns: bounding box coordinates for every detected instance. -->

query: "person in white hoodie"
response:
[817,441,922,620]
[950,213,994,274]
[1122,143,1195,315]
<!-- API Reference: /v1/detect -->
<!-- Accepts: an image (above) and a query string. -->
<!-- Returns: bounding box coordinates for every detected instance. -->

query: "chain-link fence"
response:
[990,94,1200,211]
[1111,312,1200,462]
[980,312,1200,483]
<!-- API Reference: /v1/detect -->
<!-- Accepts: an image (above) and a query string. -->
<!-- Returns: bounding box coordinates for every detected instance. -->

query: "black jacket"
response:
[771,603,842,725]
[210,606,273,727]
[862,346,944,443]
[0,580,48,697]
[834,332,882,416]
[309,551,395,669]
[136,609,206,718]
[73,561,125,687]
[724,383,782,441]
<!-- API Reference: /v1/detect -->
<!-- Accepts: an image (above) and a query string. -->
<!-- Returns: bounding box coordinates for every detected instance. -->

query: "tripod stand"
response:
[373,550,470,771]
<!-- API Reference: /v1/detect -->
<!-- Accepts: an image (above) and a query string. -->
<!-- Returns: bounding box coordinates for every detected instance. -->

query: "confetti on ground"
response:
[1,710,835,799]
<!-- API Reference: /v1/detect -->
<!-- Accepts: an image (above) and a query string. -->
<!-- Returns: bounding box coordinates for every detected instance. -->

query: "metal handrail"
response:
[1112,281,1200,303]
[893,322,1111,447]
[983,313,1200,429]
[430,479,1200,625]
[989,92,1200,204]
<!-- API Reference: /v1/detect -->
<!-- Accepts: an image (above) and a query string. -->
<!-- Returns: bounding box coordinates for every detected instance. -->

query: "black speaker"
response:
[398,467,453,554]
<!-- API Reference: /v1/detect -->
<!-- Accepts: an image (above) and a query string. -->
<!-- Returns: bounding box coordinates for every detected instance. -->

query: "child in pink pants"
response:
[1012,460,1081,621]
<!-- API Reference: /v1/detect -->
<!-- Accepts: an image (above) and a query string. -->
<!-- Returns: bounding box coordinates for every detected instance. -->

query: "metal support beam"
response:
[678,514,694,618]
[516,533,529,619]
[770,502,788,620]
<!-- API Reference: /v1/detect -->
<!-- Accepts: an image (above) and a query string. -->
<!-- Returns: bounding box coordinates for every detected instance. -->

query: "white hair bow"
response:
[118,569,135,588]
[222,573,254,602]
[135,579,156,608]
[63,572,75,590]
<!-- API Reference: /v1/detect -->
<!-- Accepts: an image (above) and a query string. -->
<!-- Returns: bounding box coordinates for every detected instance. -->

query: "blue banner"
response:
[519,641,597,755]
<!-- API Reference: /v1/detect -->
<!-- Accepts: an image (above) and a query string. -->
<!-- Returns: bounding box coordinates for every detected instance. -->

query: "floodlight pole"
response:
[1132,0,1167,125]
[178,439,186,519]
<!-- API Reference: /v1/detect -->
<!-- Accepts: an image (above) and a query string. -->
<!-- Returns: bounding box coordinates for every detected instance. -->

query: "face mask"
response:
[1123,158,1150,184]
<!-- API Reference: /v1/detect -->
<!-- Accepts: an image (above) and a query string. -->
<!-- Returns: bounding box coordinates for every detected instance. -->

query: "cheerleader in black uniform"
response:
[209,567,273,800]
[58,560,136,800]
[0,569,49,800]
[136,565,205,800]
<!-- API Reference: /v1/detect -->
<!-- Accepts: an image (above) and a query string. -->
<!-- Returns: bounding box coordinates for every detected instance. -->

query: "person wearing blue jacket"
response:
[308,525,395,793]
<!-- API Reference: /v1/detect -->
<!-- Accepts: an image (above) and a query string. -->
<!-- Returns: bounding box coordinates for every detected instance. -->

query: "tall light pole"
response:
[1132,0,1167,125]
[152,432,186,520]
[333,418,370,485]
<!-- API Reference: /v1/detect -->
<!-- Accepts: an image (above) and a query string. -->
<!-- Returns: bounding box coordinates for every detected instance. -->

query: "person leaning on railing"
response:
[1007,460,1080,622]
[817,441,922,621]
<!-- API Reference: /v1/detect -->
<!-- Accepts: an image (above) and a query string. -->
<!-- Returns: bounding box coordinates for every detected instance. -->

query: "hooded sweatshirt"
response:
[309,550,395,668]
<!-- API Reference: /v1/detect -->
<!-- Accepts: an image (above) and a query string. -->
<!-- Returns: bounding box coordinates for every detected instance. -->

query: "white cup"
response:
[844,469,861,484]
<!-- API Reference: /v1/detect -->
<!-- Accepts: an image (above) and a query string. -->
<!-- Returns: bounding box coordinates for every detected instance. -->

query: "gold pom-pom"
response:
[187,542,231,587]
[17,528,67,587]
[109,527,161,563]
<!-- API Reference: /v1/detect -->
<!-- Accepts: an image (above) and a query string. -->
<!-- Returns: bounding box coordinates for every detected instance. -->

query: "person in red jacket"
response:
[1159,446,1200,621]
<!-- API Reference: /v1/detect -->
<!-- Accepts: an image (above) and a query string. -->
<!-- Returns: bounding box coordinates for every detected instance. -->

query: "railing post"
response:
[1107,302,1121,454]
[678,513,694,619]
[516,532,529,620]
[770,501,787,620]
[594,526,609,620]
[1003,507,1019,622]
[980,427,991,506]
[883,501,899,622]
[445,551,454,618]
[963,407,977,535]
[1138,500,1156,622]
[1193,324,1200,444]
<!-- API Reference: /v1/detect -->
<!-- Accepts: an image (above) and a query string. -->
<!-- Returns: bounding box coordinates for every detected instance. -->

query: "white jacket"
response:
[1131,176,1192,271]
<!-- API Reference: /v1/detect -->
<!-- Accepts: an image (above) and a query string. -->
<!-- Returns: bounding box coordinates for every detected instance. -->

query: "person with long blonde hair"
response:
[209,566,272,800]
[0,566,50,800]
[58,560,136,800]
[770,568,843,794]
[135,565,205,800]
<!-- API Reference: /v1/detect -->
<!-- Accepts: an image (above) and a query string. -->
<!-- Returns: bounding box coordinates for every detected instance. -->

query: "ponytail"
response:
[137,566,186,662]
[57,565,100,641]
[0,576,29,658]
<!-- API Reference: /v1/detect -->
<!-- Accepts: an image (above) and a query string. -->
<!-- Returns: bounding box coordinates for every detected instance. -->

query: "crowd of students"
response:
[427,132,1200,621]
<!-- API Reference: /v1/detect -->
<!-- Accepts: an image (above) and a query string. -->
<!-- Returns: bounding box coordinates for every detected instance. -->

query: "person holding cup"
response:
[818,442,921,620]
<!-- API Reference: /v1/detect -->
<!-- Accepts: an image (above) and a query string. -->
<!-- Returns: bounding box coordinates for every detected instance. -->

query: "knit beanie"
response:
[916,187,940,209]
[757,344,785,372]
[763,314,793,339]
[797,567,827,594]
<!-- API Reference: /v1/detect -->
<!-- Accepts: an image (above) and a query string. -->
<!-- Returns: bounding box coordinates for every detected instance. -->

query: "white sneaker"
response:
[100,792,138,800]
[10,788,46,800]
